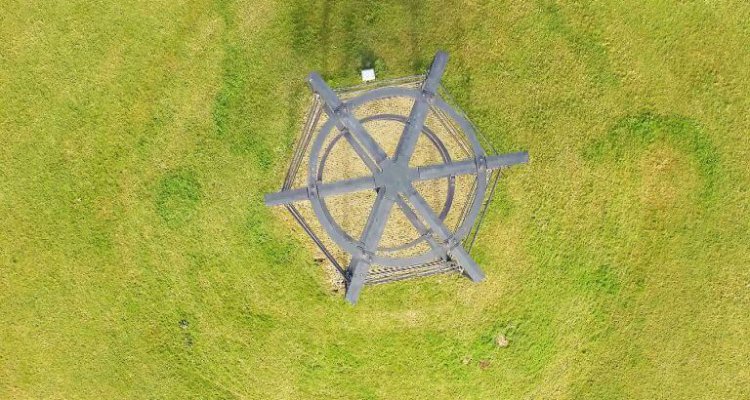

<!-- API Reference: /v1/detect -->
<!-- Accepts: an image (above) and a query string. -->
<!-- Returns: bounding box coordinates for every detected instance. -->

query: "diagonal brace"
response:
[403,185,485,282]
[308,73,388,166]
[264,152,529,206]
[264,176,376,206]
[416,151,529,180]
[345,188,395,304]
[393,51,449,165]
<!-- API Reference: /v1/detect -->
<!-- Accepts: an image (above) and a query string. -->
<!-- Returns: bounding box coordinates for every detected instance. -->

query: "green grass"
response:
[2,0,749,398]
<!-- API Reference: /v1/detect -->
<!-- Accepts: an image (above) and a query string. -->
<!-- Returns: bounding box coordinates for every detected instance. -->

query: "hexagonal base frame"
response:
[265,52,528,303]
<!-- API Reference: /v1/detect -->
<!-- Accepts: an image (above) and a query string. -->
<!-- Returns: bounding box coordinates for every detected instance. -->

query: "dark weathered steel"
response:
[305,85,471,270]
[403,186,485,281]
[345,188,395,303]
[323,114,456,251]
[393,51,448,165]
[264,176,376,206]
[265,51,528,304]
[265,151,527,206]
[417,152,529,180]
[308,73,388,165]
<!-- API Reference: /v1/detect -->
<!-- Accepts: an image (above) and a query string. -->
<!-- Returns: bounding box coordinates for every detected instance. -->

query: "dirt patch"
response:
[495,333,509,348]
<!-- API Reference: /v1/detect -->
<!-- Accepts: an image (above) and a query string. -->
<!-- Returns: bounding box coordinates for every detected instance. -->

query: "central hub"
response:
[374,158,413,196]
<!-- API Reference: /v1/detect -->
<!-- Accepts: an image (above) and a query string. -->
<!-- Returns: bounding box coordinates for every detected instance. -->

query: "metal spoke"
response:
[338,125,448,262]
[308,73,388,166]
[336,122,448,265]
[264,152,528,206]
[393,51,448,165]
[394,197,447,259]
[328,119,443,303]
[403,185,485,282]
[345,188,395,304]
[416,152,529,180]
[264,176,376,206]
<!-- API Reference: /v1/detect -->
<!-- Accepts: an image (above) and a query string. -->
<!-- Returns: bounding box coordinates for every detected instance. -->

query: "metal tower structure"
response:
[265,51,528,304]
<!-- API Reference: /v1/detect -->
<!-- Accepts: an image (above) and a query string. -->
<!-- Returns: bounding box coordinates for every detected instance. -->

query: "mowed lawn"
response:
[2,0,749,398]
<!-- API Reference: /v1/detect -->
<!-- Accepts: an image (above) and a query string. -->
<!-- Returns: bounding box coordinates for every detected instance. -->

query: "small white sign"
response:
[361,68,376,82]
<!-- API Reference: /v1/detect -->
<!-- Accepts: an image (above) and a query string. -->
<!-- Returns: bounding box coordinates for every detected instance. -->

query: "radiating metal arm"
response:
[264,176,376,206]
[404,186,485,282]
[423,51,449,91]
[345,189,395,304]
[487,151,530,169]
[417,151,529,180]
[394,198,447,259]
[393,51,449,164]
[308,73,388,165]
[264,151,529,206]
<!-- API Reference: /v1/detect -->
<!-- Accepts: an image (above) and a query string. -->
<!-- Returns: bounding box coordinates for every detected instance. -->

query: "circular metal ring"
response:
[307,86,487,268]
[316,113,456,253]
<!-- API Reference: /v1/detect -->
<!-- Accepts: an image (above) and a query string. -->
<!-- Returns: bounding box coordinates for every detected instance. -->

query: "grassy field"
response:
[2,0,749,398]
